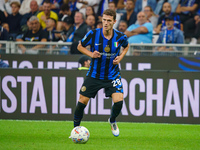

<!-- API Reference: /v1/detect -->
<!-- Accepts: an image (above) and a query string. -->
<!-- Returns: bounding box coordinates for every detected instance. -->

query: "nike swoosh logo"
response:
[95,43,102,45]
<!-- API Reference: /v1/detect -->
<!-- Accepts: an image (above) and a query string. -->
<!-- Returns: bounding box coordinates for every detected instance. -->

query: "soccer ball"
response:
[69,126,90,144]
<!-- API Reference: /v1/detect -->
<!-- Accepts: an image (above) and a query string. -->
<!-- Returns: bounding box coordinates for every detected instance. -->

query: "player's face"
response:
[102,14,115,31]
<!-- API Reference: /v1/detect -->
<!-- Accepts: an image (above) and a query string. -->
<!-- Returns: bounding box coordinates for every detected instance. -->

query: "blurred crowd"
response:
[0,0,199,54]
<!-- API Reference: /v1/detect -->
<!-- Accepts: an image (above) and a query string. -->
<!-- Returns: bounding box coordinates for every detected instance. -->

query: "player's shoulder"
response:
[88,28,100,34]
[114,29,127,39]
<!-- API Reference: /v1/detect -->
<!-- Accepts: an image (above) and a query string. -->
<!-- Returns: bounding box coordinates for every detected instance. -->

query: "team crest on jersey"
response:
[81,86,86,92]
[104,45,110,52]
[114,42,119,47]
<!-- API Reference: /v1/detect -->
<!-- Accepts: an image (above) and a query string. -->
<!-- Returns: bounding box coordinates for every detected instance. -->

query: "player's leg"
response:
[74,94,90,127]
[110,93,123,123]
[108,93,123,137]
[74,76,100,127]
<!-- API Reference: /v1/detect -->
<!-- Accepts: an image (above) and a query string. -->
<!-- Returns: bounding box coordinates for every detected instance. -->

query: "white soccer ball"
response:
[69,126,90,144]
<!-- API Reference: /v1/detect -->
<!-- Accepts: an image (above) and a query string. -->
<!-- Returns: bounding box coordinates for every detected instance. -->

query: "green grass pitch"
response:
[0,120,200,150]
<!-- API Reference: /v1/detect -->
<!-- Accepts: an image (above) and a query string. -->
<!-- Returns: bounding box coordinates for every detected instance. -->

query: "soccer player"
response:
[73,9,129,137]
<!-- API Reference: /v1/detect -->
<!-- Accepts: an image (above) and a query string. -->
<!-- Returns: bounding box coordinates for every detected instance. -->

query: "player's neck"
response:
[103,28,113,40]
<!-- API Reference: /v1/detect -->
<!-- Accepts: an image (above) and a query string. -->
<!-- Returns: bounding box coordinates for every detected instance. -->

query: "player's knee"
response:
[79,95,90,105]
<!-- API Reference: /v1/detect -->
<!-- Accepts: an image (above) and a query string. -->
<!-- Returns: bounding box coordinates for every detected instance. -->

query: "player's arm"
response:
[77,42,101,58]
[113,44,129,65]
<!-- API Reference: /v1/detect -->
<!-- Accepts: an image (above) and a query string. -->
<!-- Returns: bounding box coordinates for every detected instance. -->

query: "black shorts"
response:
[79,76,123,98]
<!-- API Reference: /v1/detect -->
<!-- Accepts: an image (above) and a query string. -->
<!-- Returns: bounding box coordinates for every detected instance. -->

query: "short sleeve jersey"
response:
[81,28,128,80]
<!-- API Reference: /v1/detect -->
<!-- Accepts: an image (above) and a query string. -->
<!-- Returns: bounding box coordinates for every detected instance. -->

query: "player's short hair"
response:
[103,9,116,20]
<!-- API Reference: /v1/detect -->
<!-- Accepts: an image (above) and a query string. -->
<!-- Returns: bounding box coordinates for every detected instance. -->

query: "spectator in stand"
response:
[154,2,182,34]
[44,18,59,41]
[19,0,42,15]
[124,11,153,44]
[37,0,58,29]
[66,11,89,54]
[176,0,199,24]
[20,0,40,32]
[0,0,21,17]
[108,1,121,29]
[135,5,158,29]
[39,0,63,14]
[16,17,33,40]
[85,15,96,29]
[120,0,137,27]
[58,3,75,22]
[62,16,74,35]
[144,6,158,29]
[85,5,95,17]
[118,20,128,33]
[17,16,48,54]
[184,8,200,44]
[44,17,59,53]
[76,0,99,16]
[134,0,157,14]
[6,1,22,40]
[85,6,98,26]
[154,0,179,15]
[56,3,74,38]
[154,15,184,55]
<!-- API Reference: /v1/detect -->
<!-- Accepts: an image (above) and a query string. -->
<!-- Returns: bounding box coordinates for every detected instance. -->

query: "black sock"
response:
[74,102,86,127]
[110,101,123,123]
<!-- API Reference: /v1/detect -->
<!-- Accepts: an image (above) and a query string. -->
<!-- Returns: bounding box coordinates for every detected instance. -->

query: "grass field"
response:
[0,120,200,150]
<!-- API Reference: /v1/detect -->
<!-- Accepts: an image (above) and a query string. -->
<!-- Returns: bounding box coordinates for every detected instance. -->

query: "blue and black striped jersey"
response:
[81,28,128,80]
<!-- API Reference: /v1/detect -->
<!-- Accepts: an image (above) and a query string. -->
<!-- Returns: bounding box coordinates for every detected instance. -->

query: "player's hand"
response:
[113,56,120,65]
[92,51,101,58]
